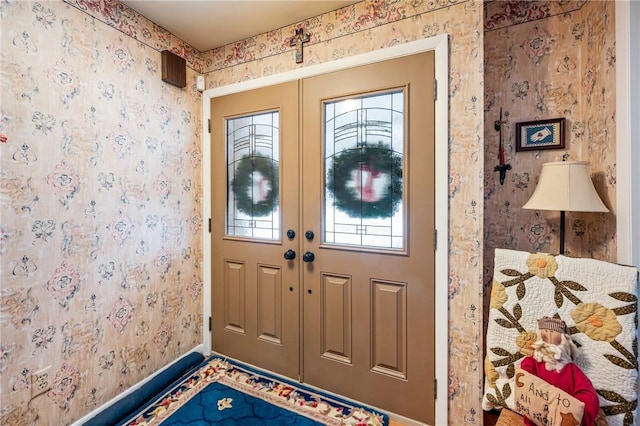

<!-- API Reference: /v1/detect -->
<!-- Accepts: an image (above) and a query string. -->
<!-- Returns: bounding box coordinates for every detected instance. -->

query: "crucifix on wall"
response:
[290,27,310,64]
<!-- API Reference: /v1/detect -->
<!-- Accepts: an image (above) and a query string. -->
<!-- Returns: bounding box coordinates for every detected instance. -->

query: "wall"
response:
[0,1,202,424]
[201,1,486,423]
[1,0,488,424]
[483,0,617,294]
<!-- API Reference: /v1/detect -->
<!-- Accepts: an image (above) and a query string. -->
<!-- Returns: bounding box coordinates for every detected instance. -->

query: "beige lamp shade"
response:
[522,161,609,213]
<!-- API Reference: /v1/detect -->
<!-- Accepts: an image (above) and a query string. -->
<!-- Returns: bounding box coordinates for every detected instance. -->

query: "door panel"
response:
[371,280,407,379]
[301,52,435,423]
[256,263,282,344]
[211,82,300,380]
[223,260,246,333]
[320,273,352,363]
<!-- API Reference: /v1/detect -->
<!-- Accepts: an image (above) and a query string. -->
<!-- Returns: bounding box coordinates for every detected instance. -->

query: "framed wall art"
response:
[515,117,566,152]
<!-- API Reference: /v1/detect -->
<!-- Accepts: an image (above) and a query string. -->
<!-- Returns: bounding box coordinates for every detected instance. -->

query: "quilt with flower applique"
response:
[123,356,387,426]
[482,249,638,426]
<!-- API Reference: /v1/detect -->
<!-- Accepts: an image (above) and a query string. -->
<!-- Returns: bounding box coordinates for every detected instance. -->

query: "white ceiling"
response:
[120,0,360,52]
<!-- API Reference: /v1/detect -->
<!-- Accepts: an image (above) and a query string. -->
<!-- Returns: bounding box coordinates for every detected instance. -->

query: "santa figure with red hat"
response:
[520,316,600,426]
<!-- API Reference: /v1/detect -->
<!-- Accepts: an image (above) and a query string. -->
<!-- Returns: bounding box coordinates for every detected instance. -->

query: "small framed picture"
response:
[515,118,566,152]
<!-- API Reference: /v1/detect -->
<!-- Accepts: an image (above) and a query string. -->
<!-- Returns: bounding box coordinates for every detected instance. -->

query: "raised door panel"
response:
[257,264,282,344]
[320,273,352,364]
[371,280,406,379]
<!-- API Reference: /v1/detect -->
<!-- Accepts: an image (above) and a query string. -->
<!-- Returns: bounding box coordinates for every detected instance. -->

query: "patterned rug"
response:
[123,357,388,425]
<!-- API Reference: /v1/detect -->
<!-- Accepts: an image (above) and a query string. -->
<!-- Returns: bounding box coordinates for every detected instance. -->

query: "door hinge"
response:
[208,118,211,133]
[208,316,212,331]
[434,378,437,399]
[208,218,212,233]
[434,79,437,101]
[434,229,437,250]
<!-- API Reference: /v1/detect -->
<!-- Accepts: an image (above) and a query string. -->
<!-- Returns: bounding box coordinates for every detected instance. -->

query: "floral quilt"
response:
[483,249,638,426]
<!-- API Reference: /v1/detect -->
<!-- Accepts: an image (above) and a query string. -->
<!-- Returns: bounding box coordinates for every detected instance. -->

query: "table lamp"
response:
[522,161,609,254]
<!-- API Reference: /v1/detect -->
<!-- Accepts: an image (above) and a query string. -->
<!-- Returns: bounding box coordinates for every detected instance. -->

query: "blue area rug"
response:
[123,357,388,425]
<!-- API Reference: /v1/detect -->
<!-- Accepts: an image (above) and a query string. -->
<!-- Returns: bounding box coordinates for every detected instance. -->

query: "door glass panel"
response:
[226,111,280,240]
[324,91,404,250]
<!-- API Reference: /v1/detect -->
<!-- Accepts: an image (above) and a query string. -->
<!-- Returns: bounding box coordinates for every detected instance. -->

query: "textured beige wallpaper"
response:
[483,1,616,288]
[1,0,203,424]
[204,1,487,422]
[201,1,488,422]
[0,0,502,424]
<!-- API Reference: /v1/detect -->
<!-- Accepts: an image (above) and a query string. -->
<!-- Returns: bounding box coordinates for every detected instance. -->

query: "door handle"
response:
[304,230,314,241]
[284,249,296,260]
[302,251,315,262]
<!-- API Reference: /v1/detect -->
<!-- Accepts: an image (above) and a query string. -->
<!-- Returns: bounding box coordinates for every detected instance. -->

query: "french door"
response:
[211,52,436,423]
[211,81,300,379]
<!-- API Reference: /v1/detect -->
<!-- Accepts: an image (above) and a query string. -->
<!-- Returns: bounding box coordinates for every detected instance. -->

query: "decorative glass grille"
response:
[324,91,405,250]
[226,111,280,240]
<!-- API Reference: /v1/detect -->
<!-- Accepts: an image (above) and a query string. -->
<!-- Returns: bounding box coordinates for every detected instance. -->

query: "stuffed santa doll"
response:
[520,316,600,426]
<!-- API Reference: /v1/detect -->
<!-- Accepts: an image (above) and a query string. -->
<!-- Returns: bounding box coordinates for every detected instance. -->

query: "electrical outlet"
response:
[30,366,51,398]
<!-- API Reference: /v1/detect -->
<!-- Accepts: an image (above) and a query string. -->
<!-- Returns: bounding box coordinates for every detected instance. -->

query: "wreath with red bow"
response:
[326,143,403,219]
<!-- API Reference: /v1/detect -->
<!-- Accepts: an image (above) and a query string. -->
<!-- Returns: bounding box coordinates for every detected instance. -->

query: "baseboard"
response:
[71,344,203,426]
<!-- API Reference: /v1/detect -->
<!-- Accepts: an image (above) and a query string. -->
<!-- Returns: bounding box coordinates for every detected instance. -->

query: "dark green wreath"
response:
[326,142,403,219]
[231,155,279,216]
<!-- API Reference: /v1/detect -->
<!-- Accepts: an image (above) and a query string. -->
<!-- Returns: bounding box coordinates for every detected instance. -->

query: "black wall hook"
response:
[493,107,511,185]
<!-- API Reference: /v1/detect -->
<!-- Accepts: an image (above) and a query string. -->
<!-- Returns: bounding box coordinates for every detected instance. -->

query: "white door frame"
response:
[202,35,449,425]
[615,0,639,408]
[616,1,639,268]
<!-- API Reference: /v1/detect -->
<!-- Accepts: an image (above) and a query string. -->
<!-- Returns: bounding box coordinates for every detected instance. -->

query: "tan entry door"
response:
[301,52,435,423]
[210,52,436,423]
[210,81,300,380]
